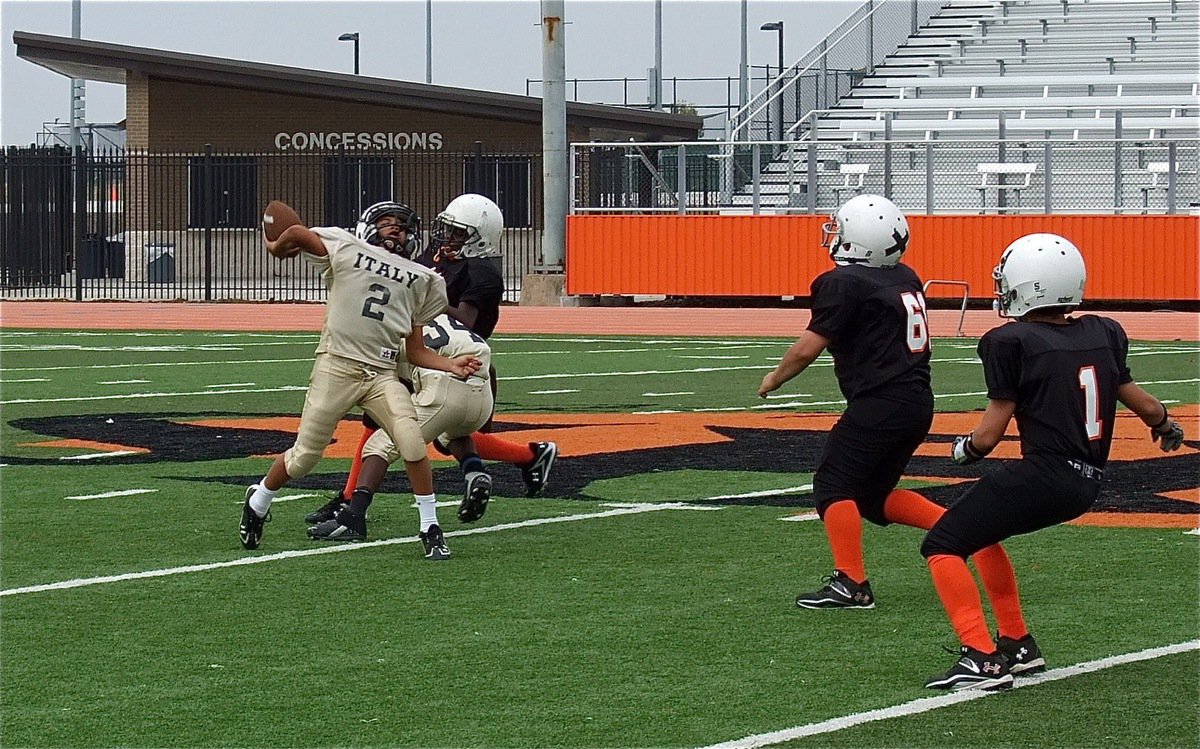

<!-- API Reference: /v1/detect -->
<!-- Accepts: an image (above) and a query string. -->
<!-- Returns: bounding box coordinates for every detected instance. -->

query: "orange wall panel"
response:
[566,215,1199,301]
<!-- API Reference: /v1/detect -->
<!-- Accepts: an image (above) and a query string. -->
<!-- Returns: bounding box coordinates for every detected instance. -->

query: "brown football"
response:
[262,200,303,241]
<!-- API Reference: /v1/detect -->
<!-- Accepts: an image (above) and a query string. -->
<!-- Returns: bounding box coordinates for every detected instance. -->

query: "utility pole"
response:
[540,0,567,267]
[653,0,663,110]
[69,0,84,152]
[738,0,748,111]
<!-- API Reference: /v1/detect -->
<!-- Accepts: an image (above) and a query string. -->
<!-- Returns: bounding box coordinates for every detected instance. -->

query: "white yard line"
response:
[59,450,143,460]
[2,385,306,406]
[529,389,580,395]
[97,379,151,385]
[0,357,312,373]
[699,640,1200,749]
[66,488,159,500]
[0,501,709,597]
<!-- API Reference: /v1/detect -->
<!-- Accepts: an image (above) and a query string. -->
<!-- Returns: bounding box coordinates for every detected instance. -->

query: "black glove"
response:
[952,434,986,465]
[1152,420,1184,452]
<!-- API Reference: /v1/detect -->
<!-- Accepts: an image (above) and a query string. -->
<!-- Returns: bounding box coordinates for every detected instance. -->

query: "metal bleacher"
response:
[728,0,1200,212]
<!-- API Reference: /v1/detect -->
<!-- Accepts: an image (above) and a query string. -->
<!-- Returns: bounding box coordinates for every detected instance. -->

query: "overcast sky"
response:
[1,0,855,146]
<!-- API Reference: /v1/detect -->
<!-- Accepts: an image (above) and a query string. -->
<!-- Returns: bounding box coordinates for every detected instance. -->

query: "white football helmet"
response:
[993,233,1086,318]
[430,193,504,260]
[821,194,910,267]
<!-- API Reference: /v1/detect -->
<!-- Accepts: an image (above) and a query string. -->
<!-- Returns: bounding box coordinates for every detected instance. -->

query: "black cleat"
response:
[307,508,367,542]
[795,570,875,609]
[925,646,1014,691]
[304,492,349,524]
[239,486,271,550]
[458,471,492,523]
[996,633,1046,676]
[418,523,451,560]
[521,441,558,497]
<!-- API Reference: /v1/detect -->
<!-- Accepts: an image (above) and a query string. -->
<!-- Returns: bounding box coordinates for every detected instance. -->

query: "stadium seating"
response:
[731,0,1199,212]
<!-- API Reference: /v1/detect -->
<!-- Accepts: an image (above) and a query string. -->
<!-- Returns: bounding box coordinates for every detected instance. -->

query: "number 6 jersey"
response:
[978,315,1132,467]
[807,262,933,401]
[307,227,448,369]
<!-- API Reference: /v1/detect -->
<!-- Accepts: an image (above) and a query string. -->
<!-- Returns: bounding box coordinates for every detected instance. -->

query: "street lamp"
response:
[760,21,784,142]
[338,32,360,75]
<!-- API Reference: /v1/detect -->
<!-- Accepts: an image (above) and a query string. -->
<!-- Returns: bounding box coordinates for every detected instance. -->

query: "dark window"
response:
[462,156,532,228]
[187,156,257,228]
[323,157,395,228]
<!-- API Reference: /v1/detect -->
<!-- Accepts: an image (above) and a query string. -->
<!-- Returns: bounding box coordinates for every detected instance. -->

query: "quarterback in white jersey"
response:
[307,313,495,541]
[240,201,480,560]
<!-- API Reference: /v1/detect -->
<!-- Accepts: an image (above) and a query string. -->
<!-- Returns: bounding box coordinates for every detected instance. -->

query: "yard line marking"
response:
[529,389,580,395]
[0,357,312,373]
[676,355,751,360]
[0,502,706,597]
[59,450,142,460]
[709,485,813,500]
[1140,378,1200,385]
[66,489,158,501]
[644,391,694,397]
[2,385,306,406]
[2,377,50,383]
[207,382,255,388]
[98,379,150,385]
[779,513,820,522]
[699,640,1200,749]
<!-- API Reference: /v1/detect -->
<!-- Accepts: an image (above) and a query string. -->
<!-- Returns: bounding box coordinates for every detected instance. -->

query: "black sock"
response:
[347,487,374,517]
[460,454,485,476]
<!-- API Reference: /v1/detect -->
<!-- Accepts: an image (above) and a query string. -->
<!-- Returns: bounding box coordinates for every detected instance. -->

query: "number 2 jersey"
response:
[978,315,1132,467]
[306,227,448,369]
[806,262,932,401]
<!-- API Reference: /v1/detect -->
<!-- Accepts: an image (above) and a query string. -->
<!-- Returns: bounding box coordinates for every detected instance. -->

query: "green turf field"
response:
[1,328,1197,748]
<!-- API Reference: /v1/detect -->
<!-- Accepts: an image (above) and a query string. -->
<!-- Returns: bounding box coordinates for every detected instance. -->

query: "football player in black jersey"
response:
[760,195,1022,613]
[306,194,557,528]
[920,233,1185,691]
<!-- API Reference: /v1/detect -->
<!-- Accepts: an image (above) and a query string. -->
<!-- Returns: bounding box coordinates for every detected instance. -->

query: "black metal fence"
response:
[1,145,543,302]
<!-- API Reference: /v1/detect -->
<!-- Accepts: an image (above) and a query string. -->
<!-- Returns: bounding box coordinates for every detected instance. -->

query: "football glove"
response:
[951,434,987,465]
[1152,420,1184,452]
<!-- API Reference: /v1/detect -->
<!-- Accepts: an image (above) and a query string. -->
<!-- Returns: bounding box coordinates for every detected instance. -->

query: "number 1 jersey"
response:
[978,315,1132,467]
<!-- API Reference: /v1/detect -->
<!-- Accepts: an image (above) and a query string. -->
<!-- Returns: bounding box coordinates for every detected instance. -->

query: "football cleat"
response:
[304,491,349,524]
[239,486,271,550]
[925,646,1013,691]
[521,441,558,497]
[795,570,875,609]
[996,633,1046,676]
[307,509,367,542]
[418,523,451,561]
[458,471,492,523]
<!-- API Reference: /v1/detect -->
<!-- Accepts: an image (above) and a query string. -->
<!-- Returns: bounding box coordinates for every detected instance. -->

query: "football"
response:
[261,200,303,241]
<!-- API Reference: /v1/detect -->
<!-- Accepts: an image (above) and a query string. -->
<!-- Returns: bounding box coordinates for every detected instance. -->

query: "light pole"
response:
[760,21,784,142]
[338,32,360,75]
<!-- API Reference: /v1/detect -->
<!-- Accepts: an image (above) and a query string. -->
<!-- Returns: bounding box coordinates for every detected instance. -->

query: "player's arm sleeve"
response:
[413,275,450,327]
[1105,318,1134,384]
[806,274,857,341]
[977,331,1021,401]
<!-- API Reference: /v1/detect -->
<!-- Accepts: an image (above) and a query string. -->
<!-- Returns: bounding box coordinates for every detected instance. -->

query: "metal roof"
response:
[13,31,703,139]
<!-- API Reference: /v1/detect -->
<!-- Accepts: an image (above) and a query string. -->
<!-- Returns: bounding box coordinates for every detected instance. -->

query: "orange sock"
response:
[882,488,945,530]
[341,426,377,497]
[472,432,535,465]
[822,499,867,584]
[974,544,1028,640]
[927,554,994,653]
